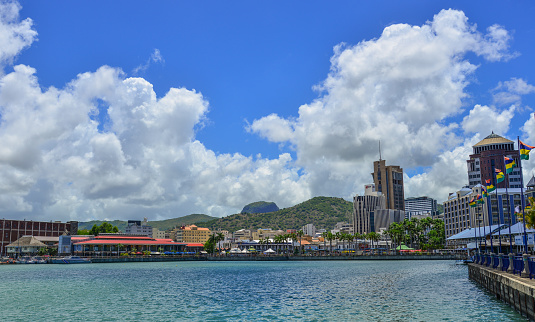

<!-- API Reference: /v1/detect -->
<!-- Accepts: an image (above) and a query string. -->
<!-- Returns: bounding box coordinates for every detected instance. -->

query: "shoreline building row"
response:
[0,219,78,256]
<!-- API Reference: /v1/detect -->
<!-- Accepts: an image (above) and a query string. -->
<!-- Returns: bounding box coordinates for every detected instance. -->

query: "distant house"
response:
[6,236,48,256]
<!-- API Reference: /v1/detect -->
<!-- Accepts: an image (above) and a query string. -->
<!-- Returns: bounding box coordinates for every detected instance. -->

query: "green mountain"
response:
[79,214,216,232]
[199,196,352,232]
[241,201,279,214]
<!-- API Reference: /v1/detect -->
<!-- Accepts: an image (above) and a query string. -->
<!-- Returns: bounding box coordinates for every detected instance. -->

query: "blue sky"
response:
[0,1,534,221]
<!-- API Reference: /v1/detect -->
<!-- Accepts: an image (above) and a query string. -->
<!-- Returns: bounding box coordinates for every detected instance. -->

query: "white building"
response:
[444,185,524,239]
[152,228,166,239]
[353,184,386,234]
[331,222,353,234]
[125,219,153,237]
[302,224,316,237]
[404,196,438,218]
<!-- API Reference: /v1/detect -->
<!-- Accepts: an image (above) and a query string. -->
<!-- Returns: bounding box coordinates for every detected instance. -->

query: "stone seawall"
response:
[468,263,535,320]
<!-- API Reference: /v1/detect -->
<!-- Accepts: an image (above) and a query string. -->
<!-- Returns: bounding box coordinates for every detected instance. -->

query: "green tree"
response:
[367,232,380,250]
[426,219,445,250]
[321,232,328,254]
[204,235,216,254]
[346,233,354,254]
[517,197,535,229]
[89,222,120,236]
[297,230,304,254]
[327,232,335,254]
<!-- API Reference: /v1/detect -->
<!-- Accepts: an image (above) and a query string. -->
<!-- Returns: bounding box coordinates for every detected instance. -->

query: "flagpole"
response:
[486,184,493,253]
[494,169,502,254]
[477,204,482,256]
[518,136,528,254]
[504,165,513,255]
[481,196,487,253]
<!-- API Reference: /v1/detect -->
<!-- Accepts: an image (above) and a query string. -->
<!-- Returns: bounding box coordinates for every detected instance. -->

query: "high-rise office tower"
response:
[371,159,405,210]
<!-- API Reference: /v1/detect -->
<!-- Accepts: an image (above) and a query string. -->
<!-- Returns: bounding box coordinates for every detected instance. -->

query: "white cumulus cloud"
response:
[251,9,514,202]
[461,104,515,135]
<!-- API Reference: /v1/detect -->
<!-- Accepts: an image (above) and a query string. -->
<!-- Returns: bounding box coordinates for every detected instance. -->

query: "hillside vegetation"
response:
[199,196,352,232]
[79,214,216,232]
[241,201,279,214]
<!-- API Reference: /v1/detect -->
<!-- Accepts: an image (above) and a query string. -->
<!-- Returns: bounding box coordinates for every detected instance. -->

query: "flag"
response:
[495,168,505,183]
[481,185,488,197]
[504,156,516,174]
[469,197,477,207]
[485,179,496,193]
[515,206,520,214]
[476,194,484,204]
[519,140,534,160]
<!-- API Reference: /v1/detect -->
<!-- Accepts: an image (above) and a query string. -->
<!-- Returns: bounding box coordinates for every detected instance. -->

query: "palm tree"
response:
[297,230,304,254]
[274,235,284,253]
[339,233,346,253]
[354,233,362,253]
[321,232,328,255]
[327,232,335,254]
[215,232,224,253]
[335,232,341,253]
[387,222,404,253]
[368,232,380,251]
[346,233,354,255]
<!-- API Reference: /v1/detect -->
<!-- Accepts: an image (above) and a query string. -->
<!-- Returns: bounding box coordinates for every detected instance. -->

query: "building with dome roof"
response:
[467,132,521,189]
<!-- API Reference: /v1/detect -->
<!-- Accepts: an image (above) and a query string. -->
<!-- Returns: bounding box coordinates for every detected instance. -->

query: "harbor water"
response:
[0,260,526,321]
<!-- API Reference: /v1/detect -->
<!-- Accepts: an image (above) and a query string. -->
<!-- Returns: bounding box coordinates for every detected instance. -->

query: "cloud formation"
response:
[0,5,528,223]
[133,48,165,75]
[251,9,515,201]
[0,1,36,75]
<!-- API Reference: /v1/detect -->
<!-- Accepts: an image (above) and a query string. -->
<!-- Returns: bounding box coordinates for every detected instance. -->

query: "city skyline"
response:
[0,1,534,222]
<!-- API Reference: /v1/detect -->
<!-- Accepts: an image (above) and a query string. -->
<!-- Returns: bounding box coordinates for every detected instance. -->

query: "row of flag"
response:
[469,139,534,211]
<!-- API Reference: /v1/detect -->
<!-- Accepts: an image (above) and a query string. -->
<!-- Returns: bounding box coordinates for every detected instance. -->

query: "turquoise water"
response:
[0,260,526,321]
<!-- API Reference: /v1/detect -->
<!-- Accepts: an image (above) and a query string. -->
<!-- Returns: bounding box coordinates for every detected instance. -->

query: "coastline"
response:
[84,254,460,263]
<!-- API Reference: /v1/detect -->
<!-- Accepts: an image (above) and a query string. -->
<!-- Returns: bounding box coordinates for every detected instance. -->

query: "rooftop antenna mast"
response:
[379,140,382,161]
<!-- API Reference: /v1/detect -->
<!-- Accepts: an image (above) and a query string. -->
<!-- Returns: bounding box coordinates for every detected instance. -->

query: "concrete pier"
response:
[469,263,535,320]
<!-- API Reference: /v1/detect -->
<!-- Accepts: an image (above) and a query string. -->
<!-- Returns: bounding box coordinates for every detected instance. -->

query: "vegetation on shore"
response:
[385,217,445,250]
[198,196,353,231]
[78,222,119,235]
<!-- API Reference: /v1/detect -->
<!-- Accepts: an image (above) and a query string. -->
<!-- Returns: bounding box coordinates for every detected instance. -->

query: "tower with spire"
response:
[371,141,404,211]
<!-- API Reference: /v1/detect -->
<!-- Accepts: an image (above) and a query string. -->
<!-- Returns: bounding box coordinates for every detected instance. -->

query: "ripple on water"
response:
[0,261,527,321]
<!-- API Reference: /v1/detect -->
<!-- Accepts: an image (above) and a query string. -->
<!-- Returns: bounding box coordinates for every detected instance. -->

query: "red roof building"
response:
[72,234,187,255]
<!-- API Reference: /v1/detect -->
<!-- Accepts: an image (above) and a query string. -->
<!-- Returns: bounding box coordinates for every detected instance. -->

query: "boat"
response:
[0,257,15,264]
[32,256,47,264]
[50,256,91,264]
[16,256,35,264]
[455,258,474,265]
